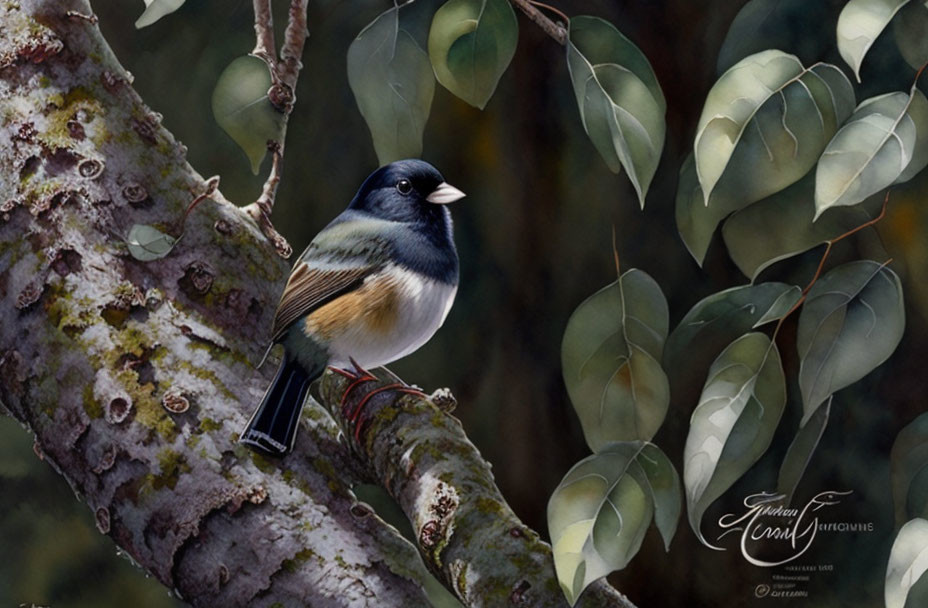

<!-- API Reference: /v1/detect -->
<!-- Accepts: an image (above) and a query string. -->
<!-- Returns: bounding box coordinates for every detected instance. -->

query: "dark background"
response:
[2,1,927,606]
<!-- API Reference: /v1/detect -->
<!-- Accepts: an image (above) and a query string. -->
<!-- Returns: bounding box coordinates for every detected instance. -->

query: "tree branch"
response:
[510,0,568,46]
[319,369,636,608]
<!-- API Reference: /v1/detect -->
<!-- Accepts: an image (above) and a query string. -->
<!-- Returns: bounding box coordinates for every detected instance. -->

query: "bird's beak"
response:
[426,182,466,204]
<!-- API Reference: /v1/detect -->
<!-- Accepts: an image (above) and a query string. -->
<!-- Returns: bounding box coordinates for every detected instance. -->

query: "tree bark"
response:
[0,1,635,607]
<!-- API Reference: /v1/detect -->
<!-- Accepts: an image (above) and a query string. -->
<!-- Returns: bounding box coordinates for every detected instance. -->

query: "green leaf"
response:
[135,0,185,28]
[716,0,832,75]
[837,0,911,82]
[427,0,517,109]
[548,442,680,605]
[893,1,928,70]
[694,50,854,207]
[885,518,928,608]
[675,152,744,265]
[776,397,831,505]
[797,260,905,422]
[561,269,670,451]
[814,87,928,218]
[891,413,928,526]
[212,56,285,175]
[683,333,786,548]
[567,16,666,207]
[348,2,436,164]
[722,175,886,280]
[663,282,799,396]
[125,224,178,261]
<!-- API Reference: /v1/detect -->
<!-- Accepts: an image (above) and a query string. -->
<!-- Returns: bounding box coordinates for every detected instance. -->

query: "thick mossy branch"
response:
[320,370,637,608]
[0,1,433,606]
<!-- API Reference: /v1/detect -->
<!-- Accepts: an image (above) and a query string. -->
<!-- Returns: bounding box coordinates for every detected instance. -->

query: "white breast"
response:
[325,265,457,369]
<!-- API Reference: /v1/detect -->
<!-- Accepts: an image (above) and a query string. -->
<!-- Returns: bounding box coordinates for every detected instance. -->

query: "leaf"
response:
[683,333,786,548]
[348,2,436,164]
[427,0,518,109]
[814,87,928,218]
[548,442,680,605]
[722,175,886,280]
[891,413,928,526]
[797,260,905,422]
[663,282,799,396]
[716,0,833,75]
[675,152,743,265]
[125,224,178,261]
[561,269,670,451]
[893,1,928,70]
[694,50,854,207]
[837,0,911,82]
[776,397,831,505]
[567,16,666,208]
[885,518,928,608]
[135,0,185,28]
[212,56,285,175]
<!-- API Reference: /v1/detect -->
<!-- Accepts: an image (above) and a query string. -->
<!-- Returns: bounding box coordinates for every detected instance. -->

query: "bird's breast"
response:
[303,265,456,369]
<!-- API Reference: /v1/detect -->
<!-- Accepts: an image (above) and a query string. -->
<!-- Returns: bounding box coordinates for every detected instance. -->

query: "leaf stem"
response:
[771,192,890,340]
[509,0,567,45]
[611,224,621,278]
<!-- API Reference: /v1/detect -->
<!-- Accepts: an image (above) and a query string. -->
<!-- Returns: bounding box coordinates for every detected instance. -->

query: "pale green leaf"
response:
[893,1,928,70]
[126,224,178,261]
[212,56,285,175]
[797,260,905,422]
[663,282,799,395]
[348,2,436,164]
[427,0,517,109]
[815,87,928,217]
[776,397,831,505]
[683,333,786,548]
[567,16,666,207]
[723,175,885,280]
[548,442,680,605]
[837,0,911,81]
[694,50,854,206]
[891,413,928,526]
[885,518,928,608]
[135,0,185,28]
[561,269,670,451]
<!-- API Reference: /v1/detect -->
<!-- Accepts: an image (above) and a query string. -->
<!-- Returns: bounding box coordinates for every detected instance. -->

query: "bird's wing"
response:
[270,215,395,341]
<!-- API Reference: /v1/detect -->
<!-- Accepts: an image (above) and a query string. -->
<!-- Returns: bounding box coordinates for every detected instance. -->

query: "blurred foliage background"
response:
[2,0,928,606]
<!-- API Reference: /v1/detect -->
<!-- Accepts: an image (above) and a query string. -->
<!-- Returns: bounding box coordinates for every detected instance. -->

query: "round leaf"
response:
[548,442,679,605]
[815,88,928,217]
[135,0,185,29]
[837,0,911,82]
[212,56,285,175]
[797,260,905,421]
[427,0,518,109]
[126,224,178,261]
[683,333,786,548]
[348,3,436,164]
[567,16,666,208]
[891,413,928,526]
[723,175,886,280]
[694,51,854,207]
[885,518,928,608]
[893,1,928,70]
[561,269,670,451]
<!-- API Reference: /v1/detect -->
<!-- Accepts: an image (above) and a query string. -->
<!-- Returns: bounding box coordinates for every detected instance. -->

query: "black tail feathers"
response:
[240,354,316,456]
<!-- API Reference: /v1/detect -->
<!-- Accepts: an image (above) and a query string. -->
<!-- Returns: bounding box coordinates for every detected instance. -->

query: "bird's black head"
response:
[348,160,465,225]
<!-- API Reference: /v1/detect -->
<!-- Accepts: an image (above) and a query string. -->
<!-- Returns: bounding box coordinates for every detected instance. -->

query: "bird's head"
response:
[348,159,465,223]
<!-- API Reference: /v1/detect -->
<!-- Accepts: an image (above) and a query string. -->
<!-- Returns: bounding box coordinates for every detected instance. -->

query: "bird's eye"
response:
[396,179,413,195]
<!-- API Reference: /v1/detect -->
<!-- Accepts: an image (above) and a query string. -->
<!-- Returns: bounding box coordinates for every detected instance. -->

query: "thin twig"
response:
[611,224,621,278]
[510,0,567,45]
[251,0,278,75]
[279,0,310,92]
[245,143,292,259]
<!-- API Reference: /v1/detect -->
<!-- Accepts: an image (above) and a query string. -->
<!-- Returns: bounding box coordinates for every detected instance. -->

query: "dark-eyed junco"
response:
[240,159,465,455]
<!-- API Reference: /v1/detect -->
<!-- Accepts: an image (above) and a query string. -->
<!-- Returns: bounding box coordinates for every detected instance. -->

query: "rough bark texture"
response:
[321,370,636,608]
[0,1,636,607]
[0,2,432,606]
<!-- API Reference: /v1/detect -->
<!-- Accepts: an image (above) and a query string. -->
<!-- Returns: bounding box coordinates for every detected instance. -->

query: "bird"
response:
[240,159,465,455]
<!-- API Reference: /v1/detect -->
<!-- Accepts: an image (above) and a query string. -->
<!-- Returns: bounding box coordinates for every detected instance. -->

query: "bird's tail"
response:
[240,353,316,456]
